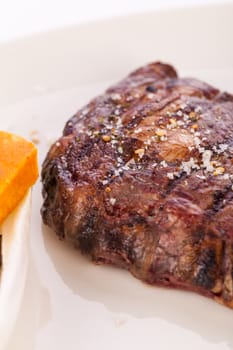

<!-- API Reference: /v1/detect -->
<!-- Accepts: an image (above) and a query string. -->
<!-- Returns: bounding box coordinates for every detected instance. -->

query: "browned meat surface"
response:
[41,62,233,308]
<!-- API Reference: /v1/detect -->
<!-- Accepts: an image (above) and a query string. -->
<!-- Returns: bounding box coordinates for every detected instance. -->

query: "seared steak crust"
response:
[41,62,233,308]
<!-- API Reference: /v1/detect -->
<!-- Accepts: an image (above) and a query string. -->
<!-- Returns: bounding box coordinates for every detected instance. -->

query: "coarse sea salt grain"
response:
[222,173,230,180]
[111,140,118,145]
[82,108,89,115]
[201,150,214,172]
[109,198,116,205]
[195,106,202,113]
[213,143,228,154]
[147,93,155,99]
[116,118,122,126]
[160,160,168,168]
[167,172,175,179]
[111,93,121,101]
[177,110,183,117]
[196,174,206,180]
[180,157,199,175]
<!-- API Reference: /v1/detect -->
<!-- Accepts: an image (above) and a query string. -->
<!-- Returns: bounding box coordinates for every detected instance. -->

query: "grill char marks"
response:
[41,61,233,309]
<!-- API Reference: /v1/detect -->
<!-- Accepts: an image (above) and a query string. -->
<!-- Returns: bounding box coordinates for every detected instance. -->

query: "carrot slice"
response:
[0,131,38,225]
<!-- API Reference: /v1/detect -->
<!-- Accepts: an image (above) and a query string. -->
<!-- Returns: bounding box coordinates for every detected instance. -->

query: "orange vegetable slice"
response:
[0,131,38,225]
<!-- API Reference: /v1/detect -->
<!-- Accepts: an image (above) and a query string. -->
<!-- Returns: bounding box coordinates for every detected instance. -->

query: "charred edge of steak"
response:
[193,247,218,290]
[211,185,233,213]
[76,207,100,254]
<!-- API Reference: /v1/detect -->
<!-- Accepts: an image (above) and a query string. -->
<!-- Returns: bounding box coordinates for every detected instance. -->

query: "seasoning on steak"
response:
[41,62,233,308]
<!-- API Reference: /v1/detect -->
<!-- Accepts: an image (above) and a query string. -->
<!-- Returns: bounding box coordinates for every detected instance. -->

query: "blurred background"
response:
[0,0,231,42]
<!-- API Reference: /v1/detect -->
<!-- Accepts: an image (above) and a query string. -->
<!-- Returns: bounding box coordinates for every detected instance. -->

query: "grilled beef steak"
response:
[41,62,233,308]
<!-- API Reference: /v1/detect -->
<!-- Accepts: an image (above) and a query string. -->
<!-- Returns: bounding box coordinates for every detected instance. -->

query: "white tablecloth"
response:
[0,0,230,43]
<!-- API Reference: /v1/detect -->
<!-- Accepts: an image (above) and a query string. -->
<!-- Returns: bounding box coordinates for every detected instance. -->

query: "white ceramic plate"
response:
[0,3,233,350]
[0,191,31,350]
